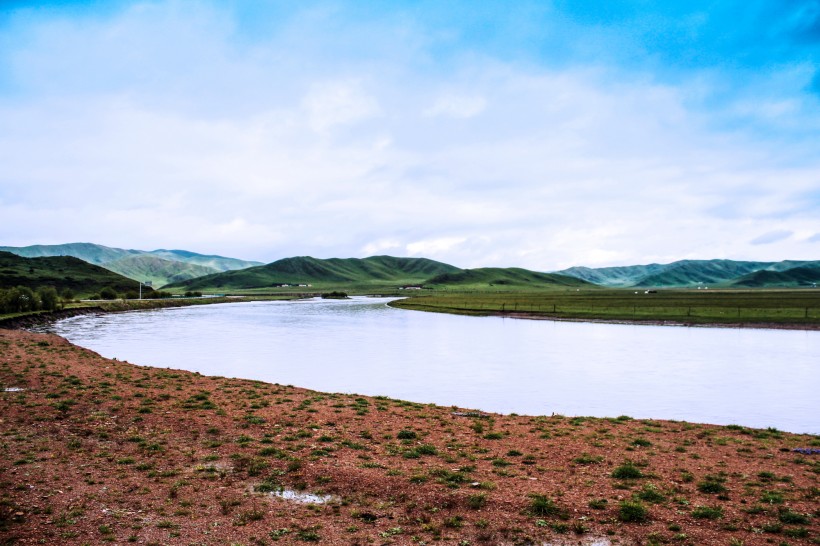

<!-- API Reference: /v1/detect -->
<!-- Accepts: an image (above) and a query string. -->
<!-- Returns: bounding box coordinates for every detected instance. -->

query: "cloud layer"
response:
[1,1,818,269]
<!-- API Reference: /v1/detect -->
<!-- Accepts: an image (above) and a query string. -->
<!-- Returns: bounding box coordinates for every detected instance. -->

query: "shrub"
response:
[527,494,566,518]
[588,499,608,510]
[467,493,487,510]
[618,500,649,522]
[636,484,666,503]
[396,429,417,440]
[612,462,643,479]
[573,453,603,465]
[778,509,810,525]
[100,287,119,300]
[697,476,727,494]
[691,505,723,520]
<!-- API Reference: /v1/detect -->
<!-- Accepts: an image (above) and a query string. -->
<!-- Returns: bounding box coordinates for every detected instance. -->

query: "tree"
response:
[37,286,60,311]
[61,288,75,303]
[99,287,119,300]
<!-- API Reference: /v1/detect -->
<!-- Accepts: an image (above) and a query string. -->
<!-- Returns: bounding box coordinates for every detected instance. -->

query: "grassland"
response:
[390,288,820,327]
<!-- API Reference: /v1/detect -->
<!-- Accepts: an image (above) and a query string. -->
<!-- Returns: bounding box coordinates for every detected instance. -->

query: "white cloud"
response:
[302,80,380,134]
[750,230,793,245]
[1,2,819,269]
[424,94,487,119]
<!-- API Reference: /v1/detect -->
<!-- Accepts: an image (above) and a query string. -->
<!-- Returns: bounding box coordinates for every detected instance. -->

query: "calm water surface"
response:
[46,297,819,433]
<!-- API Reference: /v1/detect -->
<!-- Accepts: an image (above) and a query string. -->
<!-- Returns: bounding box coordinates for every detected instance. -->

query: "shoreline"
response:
[1,329,817,545]
[390,302,820,331]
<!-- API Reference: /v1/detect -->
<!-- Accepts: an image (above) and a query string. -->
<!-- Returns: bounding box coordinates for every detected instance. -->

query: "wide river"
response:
[45,297,819,434]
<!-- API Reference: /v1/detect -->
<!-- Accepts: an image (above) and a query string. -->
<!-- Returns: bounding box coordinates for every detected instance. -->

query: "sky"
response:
[1,0,819,270]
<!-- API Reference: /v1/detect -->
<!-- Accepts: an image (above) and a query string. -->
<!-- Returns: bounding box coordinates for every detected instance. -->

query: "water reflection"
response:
[45,297,820,433]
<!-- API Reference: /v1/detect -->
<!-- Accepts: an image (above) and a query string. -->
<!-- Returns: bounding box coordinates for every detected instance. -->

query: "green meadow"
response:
[390,288,820,325]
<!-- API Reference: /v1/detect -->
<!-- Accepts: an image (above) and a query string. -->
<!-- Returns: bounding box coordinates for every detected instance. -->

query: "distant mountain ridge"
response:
[425,267,592,288]
[0,243,262,287]
[556,259,820,288]
[165,255,464,290]
[0,251,143,297]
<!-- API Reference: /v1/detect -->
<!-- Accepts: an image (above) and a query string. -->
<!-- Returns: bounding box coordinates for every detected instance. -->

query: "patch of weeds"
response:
[234,509,265,526]
[443,516,463,528]
[397,429,417,440]
[467,493,487,510]
[783,527,809,539]
[631,438,652,447]
[760,490,784,505]
[527,494,567,519]
[691,505,723,520]
[573,453,603,465]
[697,475,727,494]
[483,432,503,440]
[295,527,321,541]
[636,484,666,504]
[618,500,649,523]
[588,499,608,510]
[777,508,810,525]
[269,528,290,541]
[611,462,643,479]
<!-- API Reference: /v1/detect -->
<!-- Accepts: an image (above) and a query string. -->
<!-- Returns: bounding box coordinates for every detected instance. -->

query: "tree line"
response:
[0,285,195,314]
[0,286,63,314]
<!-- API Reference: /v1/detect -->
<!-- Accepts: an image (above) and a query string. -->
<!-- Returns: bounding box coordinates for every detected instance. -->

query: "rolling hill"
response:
[0,251,148,297]
[425,267,593,289]
[557,259,820,288]
[166,256,463,291]
[729,264,820,288]
[0,243,262,287]
[103,255,220,287]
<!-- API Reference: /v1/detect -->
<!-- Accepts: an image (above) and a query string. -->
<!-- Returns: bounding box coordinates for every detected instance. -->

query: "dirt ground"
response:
[0,329,817,545]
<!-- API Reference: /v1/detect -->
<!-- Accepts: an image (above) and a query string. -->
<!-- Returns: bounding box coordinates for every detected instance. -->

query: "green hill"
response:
[557,259,819,288]
[104,255,220,288]
[0,242,140,265]
[634,260,768,287]
[425,267,594,289]
[0,251,147,297]
[143,249,262,272]
[0,243,262,287]
[166,256,462,291]
[729,265,820,288]
[556,264,665,287]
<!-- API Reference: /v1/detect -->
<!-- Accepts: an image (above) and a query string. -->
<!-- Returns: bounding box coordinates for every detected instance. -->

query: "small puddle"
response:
[3,387,25,392]
[541,537,612,546]
[270,489,336,504]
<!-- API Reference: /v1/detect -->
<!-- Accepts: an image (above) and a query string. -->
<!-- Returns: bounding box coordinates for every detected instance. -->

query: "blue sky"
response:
[1,1,818,268]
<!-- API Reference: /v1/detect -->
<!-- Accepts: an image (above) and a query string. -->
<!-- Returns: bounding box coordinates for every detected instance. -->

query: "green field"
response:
[390,289,820,325]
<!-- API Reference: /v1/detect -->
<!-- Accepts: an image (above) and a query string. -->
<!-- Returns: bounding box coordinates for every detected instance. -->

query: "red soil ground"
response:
[0,329,817,545]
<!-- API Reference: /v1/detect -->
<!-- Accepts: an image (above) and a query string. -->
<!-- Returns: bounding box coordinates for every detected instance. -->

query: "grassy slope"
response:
[0,251,143,297]
[556,264,666,287]
[0,242,139,265]
[103,255,219,288]
[145,249,263,271]
[392,288,820,325]
[0,243,262,282]
[557,259,819,288]
[165,255,463,291]
[730,265,820,288]
[634,260,767,287]
[426,267,593,290]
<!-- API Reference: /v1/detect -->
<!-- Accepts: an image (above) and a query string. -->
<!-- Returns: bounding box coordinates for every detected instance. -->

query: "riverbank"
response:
[394,304,820,331]
[0,295,299,330]
[390,290,820,331]
[1,330,817,545]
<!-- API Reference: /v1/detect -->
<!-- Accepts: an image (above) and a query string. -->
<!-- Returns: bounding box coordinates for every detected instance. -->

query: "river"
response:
[44,297,819,434]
